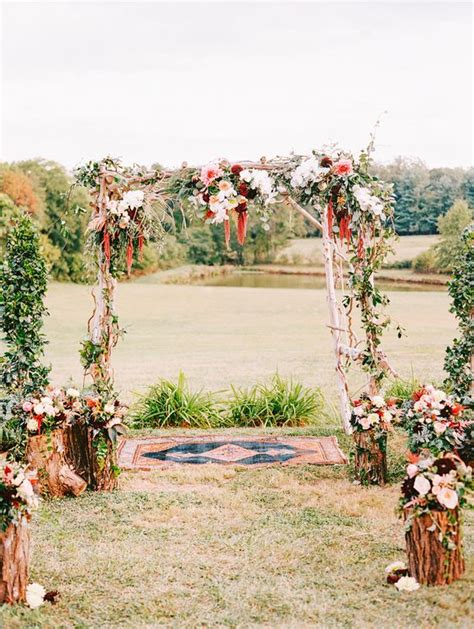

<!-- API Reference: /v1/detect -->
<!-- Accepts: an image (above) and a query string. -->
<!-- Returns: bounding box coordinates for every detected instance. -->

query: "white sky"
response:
[1,1,472,170]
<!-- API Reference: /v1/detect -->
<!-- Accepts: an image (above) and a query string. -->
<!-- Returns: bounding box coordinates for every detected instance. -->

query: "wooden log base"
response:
[27,430,87,498]
[0,519,30,604]
[353,430,387,485]
[64,424,119,492]
[405,508,465,586]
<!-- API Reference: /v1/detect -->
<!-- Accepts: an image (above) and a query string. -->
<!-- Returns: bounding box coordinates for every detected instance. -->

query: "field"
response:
[276,234,439,266]
[1,241,472,627]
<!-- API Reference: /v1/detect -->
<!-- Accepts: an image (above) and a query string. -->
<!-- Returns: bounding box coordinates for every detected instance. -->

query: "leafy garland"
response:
[444,225,473,399]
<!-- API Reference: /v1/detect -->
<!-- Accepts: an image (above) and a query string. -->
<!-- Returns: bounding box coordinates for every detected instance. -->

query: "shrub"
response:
[385,376,421,403]
[412,249,438,273]
[227,375,323,427]
[130,372,222,429]
[0,212,50,395]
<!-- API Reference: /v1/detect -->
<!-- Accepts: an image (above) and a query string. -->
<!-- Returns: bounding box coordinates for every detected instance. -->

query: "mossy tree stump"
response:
[64,424,118,491]
[0,518,30,604]
[353,430,387,485]
[27,429,87,498]
[404,508,465,585]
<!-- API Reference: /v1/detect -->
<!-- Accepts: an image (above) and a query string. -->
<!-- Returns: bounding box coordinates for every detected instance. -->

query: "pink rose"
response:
[406,464,418,478]
[433,421,447,435]
[200,163,222,186]
[333,159,353,176]
[436,487,458,509]
[414,475,431,496]
[22,401,33,412]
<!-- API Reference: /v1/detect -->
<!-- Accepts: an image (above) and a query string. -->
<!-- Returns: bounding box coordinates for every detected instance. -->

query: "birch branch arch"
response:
[75,146,400,434]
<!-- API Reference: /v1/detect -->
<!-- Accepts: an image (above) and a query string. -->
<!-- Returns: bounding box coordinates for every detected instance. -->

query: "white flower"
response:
[367,412,380,426]
[290,157,325,189]
[40,397,53,406]
[406,463,418,478]
[414,474,431,496]
[118,189,144,212]
[44,405,57,417]
[353,405,365,417]
[240,169,276,204]
[352,184,385,218]
[385,561,406,574]
[360,416,372,430]
[436,487,458,509]
[26,583,46,609]
[432,389,446,403]
[27,418,39,432]
[16,478,35,502]
[33,403,45,416]
[104,403,115,415]
[382,410,393,423]
[395,576,420,592]
[433,421,447,435]
[66,388,80,398]
[371,395,385,408]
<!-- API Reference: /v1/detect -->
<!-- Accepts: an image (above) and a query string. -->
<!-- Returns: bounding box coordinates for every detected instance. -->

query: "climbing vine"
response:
[444,225,473,399]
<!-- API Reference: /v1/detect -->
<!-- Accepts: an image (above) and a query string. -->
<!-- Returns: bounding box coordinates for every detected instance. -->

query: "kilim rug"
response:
[118,435,347,469]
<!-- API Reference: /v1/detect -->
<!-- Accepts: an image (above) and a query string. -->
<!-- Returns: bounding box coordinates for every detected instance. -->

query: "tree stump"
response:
[353,430,387,485]
[27,430,87,498]
[404,508,465,585]
[0,518,30,604]
[64,424,118,492]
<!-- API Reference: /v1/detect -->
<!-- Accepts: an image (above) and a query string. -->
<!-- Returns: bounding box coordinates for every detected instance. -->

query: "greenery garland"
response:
[444,225,473,399]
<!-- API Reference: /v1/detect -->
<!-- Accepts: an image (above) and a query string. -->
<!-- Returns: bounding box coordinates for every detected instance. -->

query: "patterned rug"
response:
[118,435,347,469]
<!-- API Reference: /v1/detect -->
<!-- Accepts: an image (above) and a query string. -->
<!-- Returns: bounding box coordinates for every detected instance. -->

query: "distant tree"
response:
[0,168,38,215]
[435,199,473,272]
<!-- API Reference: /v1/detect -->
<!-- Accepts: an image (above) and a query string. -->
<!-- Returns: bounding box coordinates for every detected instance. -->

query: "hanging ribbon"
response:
[237,211,248,246]
[224,219,231,248]
[126,240,134,276]
[327,199,334,236]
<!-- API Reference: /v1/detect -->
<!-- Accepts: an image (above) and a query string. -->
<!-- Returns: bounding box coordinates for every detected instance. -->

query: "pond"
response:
[193,271,446,292]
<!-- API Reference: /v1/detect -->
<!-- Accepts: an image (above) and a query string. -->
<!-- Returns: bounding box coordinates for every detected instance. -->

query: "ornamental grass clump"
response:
[227,375,323,427]
[130,372,222,429]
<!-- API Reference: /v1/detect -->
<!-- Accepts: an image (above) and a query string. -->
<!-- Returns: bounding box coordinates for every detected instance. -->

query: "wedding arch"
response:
[75,143,400,434]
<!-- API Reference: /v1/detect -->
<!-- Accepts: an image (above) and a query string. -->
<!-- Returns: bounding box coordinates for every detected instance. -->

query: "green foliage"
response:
[227,375,324,427]
[435,199,473,272]
[412,248,438,273]
[130,372,222,429]
[385,376,421,402]
[0,213,50,395]
[444,225,474,397]
[373,159,473,235]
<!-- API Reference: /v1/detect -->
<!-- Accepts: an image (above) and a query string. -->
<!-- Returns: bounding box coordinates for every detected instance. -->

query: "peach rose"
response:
[333,159,353,176]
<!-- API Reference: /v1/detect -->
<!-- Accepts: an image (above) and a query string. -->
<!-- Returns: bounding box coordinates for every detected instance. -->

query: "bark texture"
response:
[0,518,30,604]
[64,424,118,491]
[27,430,87,498]
[405,508,465,585]
[353,430,387,485]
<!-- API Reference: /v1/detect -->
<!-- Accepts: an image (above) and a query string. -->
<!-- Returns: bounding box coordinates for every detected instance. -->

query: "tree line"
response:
[0,157,472,282]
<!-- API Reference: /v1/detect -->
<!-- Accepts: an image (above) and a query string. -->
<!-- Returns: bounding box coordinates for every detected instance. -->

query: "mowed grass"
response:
[1,278,470,627]
[0,429,472,628]
[40,281,454,402]
[277,234,438,266]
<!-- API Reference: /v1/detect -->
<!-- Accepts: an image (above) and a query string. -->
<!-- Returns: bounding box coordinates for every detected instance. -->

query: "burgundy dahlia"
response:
[320,156,333,168]
[231,164,244,175]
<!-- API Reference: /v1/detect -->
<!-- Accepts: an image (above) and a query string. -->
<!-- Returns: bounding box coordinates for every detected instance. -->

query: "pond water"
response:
[193,271,446,292]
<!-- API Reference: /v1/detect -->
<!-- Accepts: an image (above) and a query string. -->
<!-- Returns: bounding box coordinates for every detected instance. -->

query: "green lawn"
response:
[1,279,471,627]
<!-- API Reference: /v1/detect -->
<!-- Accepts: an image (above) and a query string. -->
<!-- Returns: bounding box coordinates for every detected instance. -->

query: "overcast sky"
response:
[1,1,472,170]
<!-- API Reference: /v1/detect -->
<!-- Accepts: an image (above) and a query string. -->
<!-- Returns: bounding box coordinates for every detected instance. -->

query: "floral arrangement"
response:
[21,387,82,435]
[0,462,38,531]
[350,394,397,432]
[19,387,127,446]
[282,149,394,251]
[75,158,165,275]
[400,455,472,546]
[80,392,127,445]
[173,160,277,246]
[400,385,472,457]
